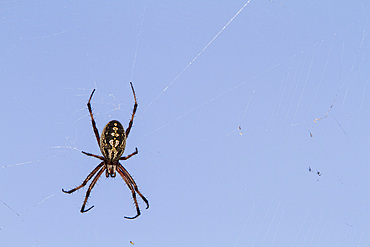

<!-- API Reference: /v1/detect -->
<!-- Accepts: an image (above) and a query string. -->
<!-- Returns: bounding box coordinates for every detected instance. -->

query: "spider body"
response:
[62,83,149,219]
[101,121,126,163]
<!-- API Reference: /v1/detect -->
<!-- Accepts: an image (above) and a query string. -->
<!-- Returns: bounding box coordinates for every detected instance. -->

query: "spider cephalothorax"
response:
[62,82,149,219]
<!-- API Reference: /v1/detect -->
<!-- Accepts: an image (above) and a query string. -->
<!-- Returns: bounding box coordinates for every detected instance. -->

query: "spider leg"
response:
[81,166,106,213]
[116,168,141,219]
[62,162,104,194]
[119,148,138,160]
[87,89,101,146]
[82,151,104,160]
[125,82,138,138]
[118,164,149,209]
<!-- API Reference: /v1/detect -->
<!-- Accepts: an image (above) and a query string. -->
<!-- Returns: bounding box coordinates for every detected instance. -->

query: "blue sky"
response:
[1,1,370,246]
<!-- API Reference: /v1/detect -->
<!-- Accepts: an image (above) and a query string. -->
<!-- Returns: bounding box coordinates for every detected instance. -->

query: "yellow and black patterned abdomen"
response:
[100,120,126,161]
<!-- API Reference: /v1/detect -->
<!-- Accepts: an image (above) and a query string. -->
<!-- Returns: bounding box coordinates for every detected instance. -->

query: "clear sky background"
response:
[1,1,370,246]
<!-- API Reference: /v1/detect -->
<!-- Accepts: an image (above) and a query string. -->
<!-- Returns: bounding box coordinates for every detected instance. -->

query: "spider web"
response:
[1,1,370,246]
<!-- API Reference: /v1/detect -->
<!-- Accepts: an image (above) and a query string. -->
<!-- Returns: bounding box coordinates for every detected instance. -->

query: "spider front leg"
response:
[80,166,106,213]
[118,164,149,210]
[125,82,138,138]
[116,168,141,219]
[62,162,104,194]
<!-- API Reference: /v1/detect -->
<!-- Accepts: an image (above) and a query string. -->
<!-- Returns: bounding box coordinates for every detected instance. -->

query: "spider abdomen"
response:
[100,120,126,161]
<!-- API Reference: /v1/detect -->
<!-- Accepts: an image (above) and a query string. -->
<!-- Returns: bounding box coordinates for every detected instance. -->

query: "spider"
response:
[62,82,149,219]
